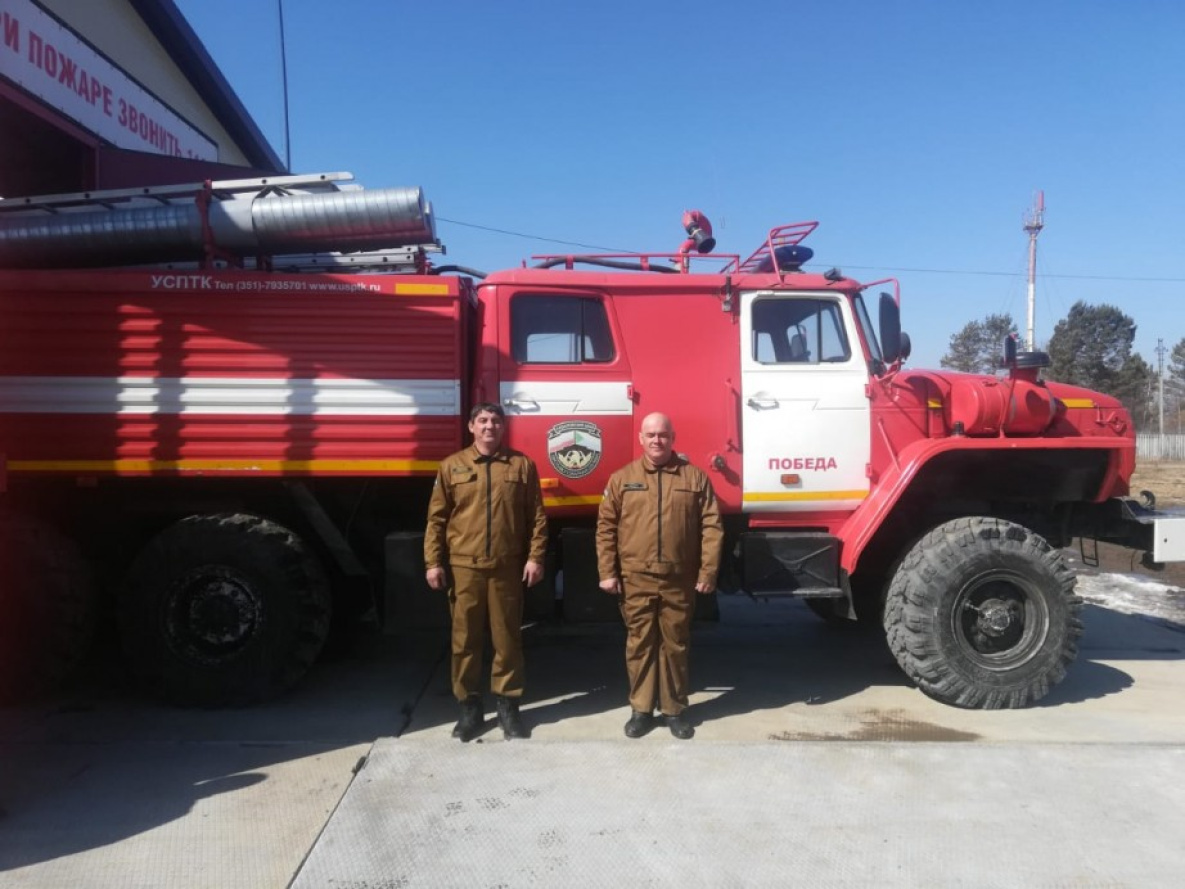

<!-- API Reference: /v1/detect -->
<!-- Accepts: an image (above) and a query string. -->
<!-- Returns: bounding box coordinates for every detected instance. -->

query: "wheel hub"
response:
[974,598,1018,636]
[187,579,254,644]
[164,565,262,664]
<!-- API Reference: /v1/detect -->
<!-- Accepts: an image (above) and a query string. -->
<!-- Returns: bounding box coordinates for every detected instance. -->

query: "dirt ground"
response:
[1131,460,1185,507]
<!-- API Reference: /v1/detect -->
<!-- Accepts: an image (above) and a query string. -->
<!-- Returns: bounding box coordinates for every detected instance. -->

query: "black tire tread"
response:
[883,516,1082,709]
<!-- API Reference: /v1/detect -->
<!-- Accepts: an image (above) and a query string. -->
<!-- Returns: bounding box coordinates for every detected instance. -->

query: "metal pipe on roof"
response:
[0,187,435,268]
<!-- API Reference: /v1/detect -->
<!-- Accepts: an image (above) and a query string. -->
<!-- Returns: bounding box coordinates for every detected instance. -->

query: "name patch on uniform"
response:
[547,421,603,479]
[622,482,647,491]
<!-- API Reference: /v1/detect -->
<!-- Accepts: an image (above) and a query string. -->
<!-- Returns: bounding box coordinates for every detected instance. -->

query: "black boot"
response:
[666,712,695,740]
[624,710,654,739]
[495,695,530,739]
[452,695,483,742]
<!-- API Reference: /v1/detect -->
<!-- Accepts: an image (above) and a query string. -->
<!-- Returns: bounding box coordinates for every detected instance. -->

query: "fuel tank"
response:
[898,367,1063,437]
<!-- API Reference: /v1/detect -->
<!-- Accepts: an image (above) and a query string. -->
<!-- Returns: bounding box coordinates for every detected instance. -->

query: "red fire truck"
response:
[1,173,1181,708]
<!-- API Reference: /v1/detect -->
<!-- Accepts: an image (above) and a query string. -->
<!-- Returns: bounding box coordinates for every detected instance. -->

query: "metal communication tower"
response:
[1023,191,1045,351]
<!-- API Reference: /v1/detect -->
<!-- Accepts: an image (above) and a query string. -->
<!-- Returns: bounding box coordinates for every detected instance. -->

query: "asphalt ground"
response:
[1,583,1184,887]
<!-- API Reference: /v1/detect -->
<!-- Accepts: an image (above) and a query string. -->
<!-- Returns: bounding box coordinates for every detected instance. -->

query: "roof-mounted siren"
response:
[753,244,814,273]
[675,210,715,271]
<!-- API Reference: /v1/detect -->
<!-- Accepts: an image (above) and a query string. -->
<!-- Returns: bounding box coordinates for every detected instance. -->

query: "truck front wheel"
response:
[119,513,331,706]
[883,517,1081,709]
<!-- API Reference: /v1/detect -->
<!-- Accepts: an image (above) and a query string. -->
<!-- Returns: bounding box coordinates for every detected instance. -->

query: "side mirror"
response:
[878,292,902,362]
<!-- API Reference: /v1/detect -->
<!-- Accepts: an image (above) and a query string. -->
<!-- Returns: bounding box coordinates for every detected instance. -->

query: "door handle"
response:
[746,396,779,410]
[502,398,540,412]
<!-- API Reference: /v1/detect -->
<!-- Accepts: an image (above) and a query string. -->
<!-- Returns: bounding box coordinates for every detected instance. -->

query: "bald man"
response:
[595,413,723,739]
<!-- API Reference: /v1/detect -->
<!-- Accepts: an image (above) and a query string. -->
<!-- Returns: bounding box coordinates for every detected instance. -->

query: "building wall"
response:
[36,0,252,166]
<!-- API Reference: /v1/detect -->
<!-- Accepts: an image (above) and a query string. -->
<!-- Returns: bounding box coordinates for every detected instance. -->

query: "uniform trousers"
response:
[620,571,695,716]
[448,564,524,701]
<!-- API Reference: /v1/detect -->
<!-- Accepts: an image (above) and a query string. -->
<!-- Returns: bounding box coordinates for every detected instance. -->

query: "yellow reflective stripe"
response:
[543,495,604,507]
[1060,398,1095,409]
[8,459,440,473]
[393,283,451,295]
[927,399,943,409]
[743,490,869,502]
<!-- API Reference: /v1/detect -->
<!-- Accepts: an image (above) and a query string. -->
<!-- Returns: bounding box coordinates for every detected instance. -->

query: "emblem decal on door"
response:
[547,421,603,479]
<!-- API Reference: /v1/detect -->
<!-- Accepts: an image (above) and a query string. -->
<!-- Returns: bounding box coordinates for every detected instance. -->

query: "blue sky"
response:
[174,0,1185,370]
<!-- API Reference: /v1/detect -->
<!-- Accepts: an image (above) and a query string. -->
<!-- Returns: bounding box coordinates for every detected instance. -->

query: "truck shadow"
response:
[519,595,1181,727]
[1039,603,1184,706]
[517,595,1181,730]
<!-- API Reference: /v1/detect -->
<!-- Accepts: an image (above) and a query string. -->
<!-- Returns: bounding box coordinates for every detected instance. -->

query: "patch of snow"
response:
[1074,572,1185,627]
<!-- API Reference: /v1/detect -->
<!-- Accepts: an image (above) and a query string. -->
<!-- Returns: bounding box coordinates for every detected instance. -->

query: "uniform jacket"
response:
[596,455,723,587]
[425,446,548,571]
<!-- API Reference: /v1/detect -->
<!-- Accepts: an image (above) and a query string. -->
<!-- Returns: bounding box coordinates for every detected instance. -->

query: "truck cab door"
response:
[739,291,871,513]
[496,289,634,515]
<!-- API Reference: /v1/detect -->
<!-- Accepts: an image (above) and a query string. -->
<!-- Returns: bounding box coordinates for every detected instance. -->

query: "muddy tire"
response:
[883,517,1082,709]
[119,513,331,706]
[0,510,97,701]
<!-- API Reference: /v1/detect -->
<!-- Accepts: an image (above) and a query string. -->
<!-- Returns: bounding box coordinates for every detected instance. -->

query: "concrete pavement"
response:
[295,738,1185,888]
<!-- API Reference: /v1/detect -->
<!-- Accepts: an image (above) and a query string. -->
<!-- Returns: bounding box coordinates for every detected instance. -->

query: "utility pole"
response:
[1023,191,1045,351]
[1157,338,1166,457]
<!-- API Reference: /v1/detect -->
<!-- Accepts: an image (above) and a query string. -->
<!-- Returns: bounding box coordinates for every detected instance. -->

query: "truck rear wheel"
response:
[883,516,1081,709]
[0,510,97,701]
[119,513,331,706]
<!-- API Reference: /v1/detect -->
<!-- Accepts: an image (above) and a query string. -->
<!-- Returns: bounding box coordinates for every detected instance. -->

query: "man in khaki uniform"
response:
[596,412,723,739]
[425,403,548,741]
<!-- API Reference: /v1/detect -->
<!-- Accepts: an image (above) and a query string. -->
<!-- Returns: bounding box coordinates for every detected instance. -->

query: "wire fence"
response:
[1136,433,1185,462]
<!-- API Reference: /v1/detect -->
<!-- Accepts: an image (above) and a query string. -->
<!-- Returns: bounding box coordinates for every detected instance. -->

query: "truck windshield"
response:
[852,294,884,364]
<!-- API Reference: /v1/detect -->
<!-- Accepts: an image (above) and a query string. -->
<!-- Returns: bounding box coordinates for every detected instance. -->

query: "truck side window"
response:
[511,295,616,364]
[752,297,850,365]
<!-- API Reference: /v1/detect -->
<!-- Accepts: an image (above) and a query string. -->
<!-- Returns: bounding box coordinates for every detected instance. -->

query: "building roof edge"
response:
[128,0,287,173]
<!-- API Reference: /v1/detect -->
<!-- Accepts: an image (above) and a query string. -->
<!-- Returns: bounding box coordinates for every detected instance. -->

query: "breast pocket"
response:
[498,468,529,514]
[618,487,652,537]
[450,472,479,507]
[669,488,702,536]
[620,486,650,513]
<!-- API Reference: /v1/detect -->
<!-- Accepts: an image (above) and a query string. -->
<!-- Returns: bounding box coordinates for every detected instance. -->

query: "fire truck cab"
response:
[478,219,1185,711]
[483,222,878,521]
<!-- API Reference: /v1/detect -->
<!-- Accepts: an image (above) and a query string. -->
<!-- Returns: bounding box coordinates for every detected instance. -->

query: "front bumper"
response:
[1113,498,1185,563]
